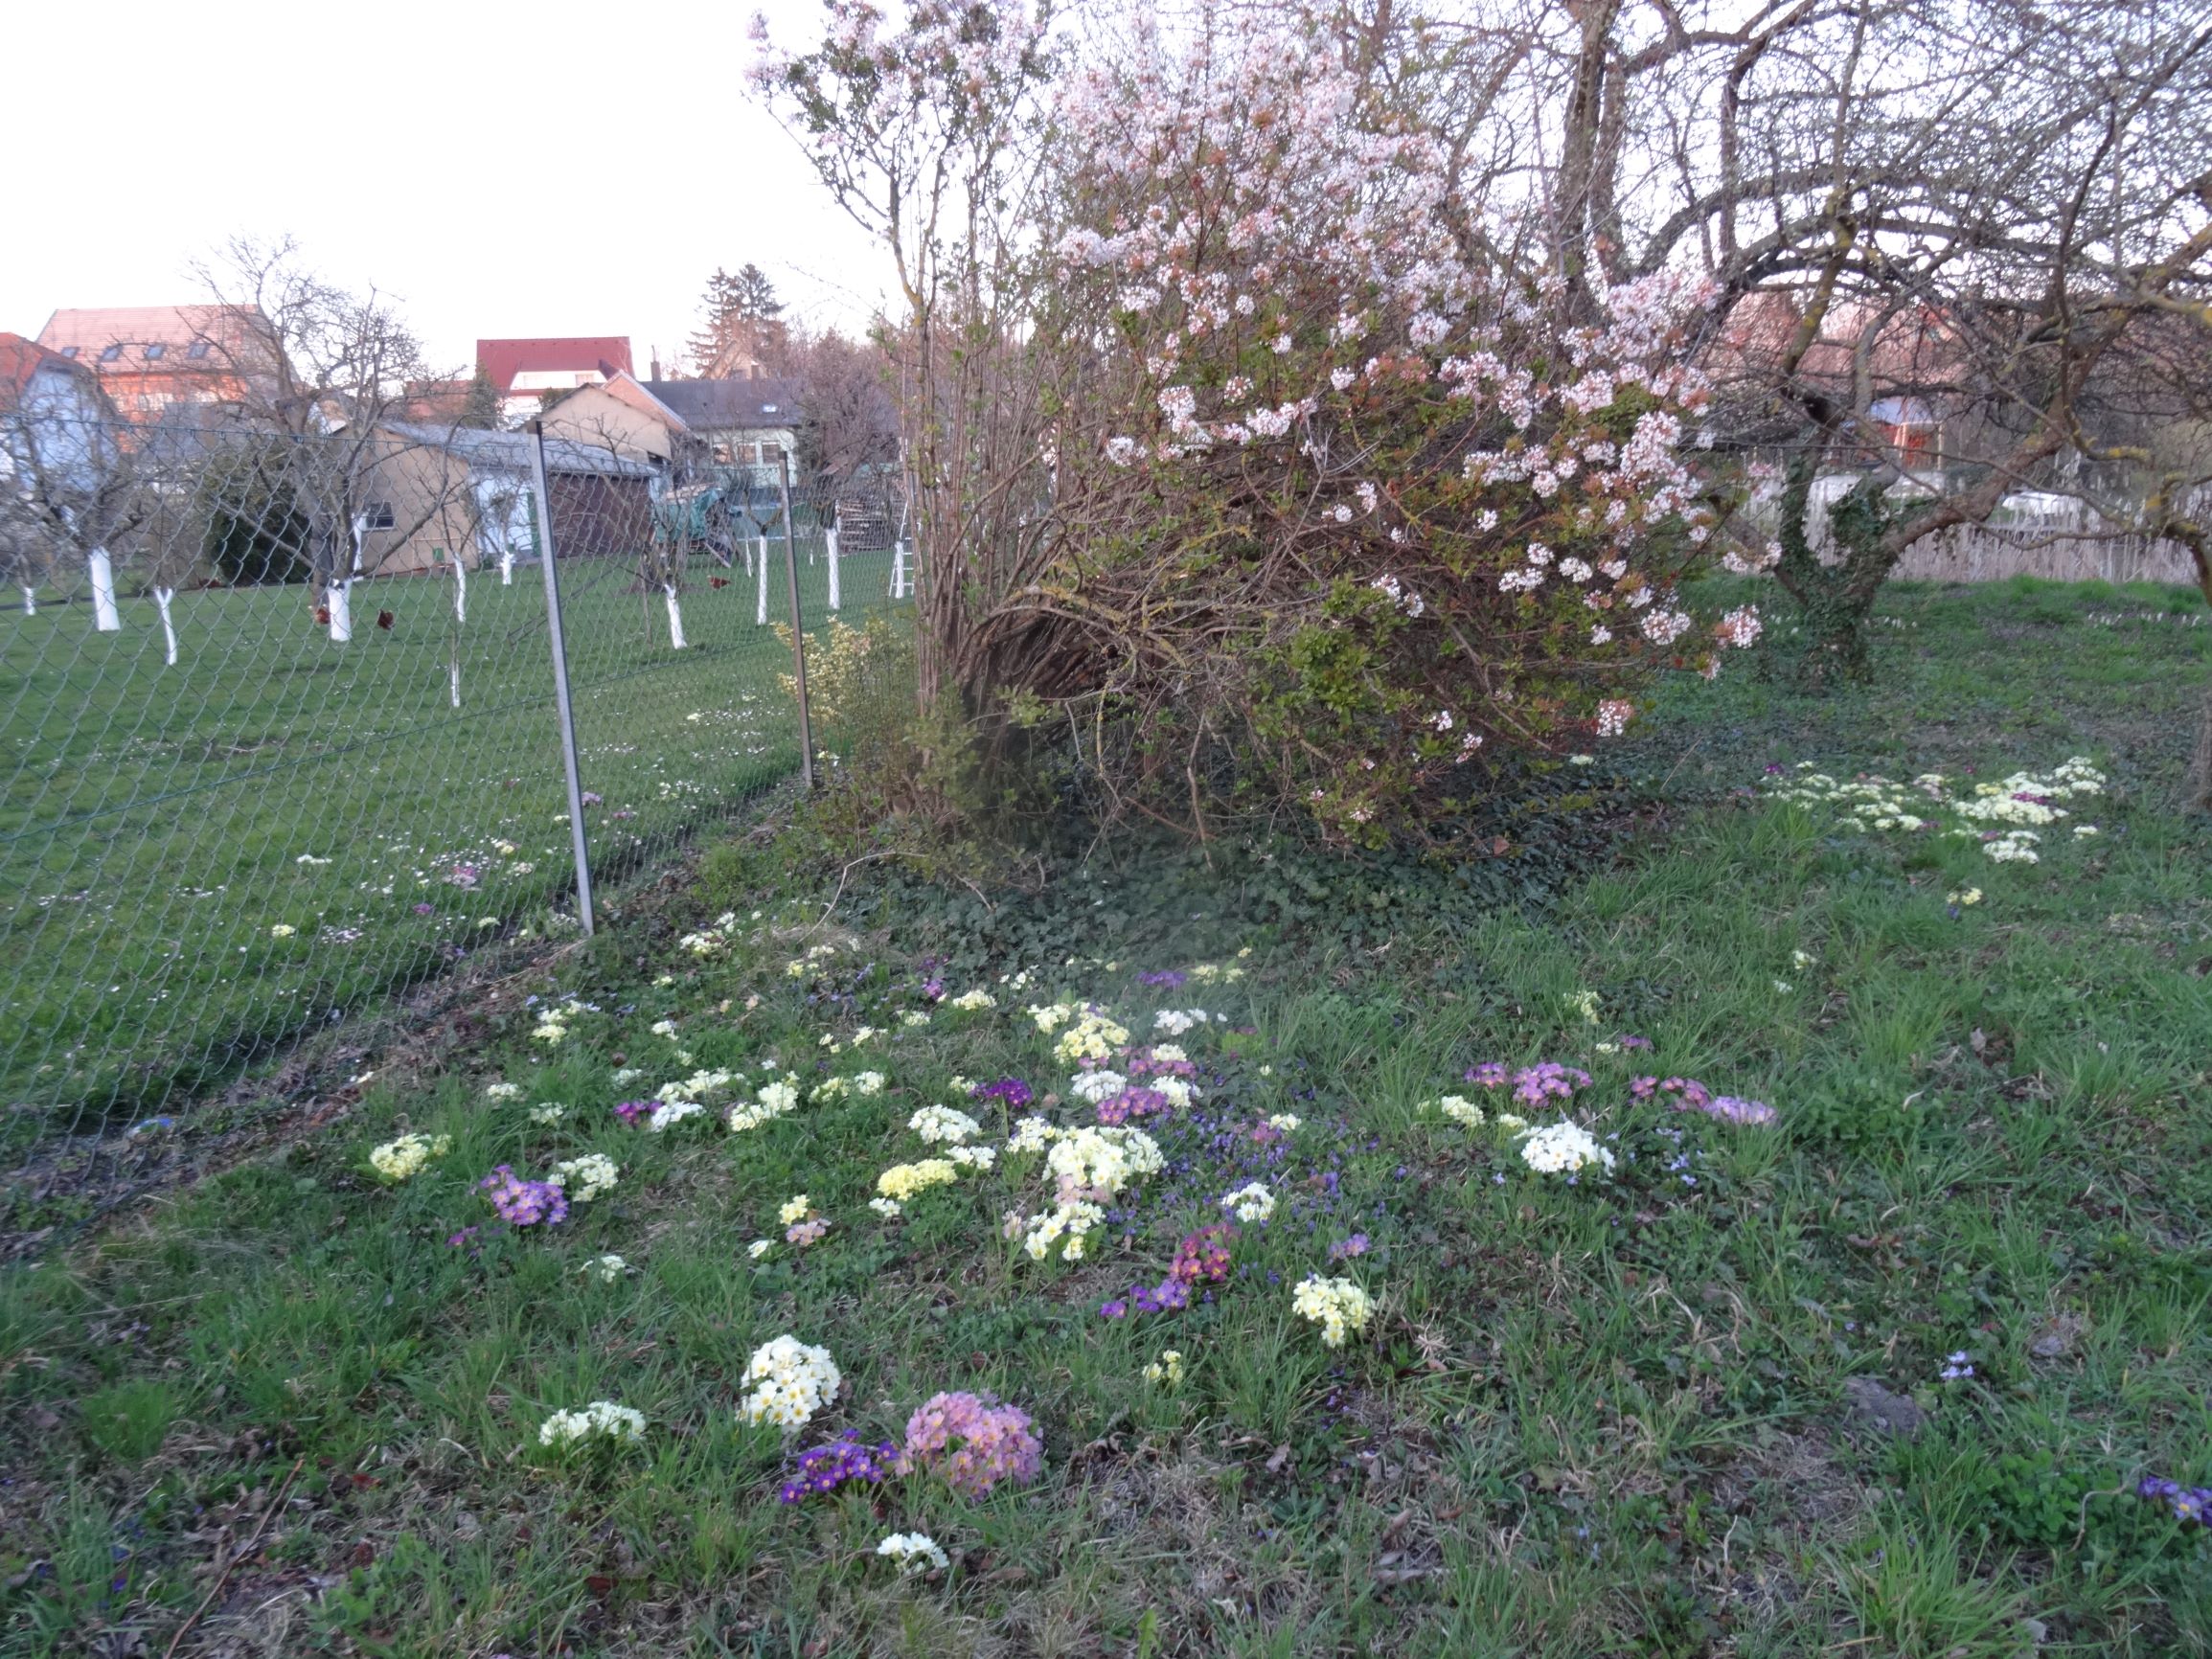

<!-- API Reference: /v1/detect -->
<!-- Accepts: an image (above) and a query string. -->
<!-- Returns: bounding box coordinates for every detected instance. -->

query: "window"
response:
[58,345,79,358]
[99,345,123,362]
[761,403,779,414]
[360,502,398,532]
[144,343,165,360]
[186,339,211,360]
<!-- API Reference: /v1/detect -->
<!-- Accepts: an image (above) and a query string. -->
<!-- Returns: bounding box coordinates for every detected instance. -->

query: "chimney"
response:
[650,352,661,380]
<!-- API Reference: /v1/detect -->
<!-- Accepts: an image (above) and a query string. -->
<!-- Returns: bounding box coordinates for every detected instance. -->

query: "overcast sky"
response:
[7,0,891,375]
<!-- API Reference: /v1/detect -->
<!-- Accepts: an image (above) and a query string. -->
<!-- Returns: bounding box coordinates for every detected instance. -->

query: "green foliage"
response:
[195,441,309,585]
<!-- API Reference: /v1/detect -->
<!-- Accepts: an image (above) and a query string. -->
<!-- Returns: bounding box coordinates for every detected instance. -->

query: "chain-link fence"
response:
[1,400,908,1223]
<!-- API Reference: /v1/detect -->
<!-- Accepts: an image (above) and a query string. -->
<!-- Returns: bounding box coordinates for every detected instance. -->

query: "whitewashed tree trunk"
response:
[328,580,353,643]
[153,586,178,665]
[827,526,841,611]
[450,657,463,709]
[87,548,120,632]
[453,557,467,624]
[21,586,34,616]
[500,549,513,585]
[664,582,688,648]
[756,535,769,625]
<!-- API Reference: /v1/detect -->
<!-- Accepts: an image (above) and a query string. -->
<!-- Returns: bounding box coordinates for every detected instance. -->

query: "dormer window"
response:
[144,343,166,360]
[186,340,211,360]
[99,345,123,362]
[59,345,80,358]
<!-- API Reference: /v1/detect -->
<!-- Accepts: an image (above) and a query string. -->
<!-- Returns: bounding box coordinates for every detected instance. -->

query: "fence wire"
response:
[0,402,907,1226]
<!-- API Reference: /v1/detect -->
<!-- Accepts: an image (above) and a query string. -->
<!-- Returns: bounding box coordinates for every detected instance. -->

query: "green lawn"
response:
[0,539,898,1152]
[0,577,2208,1657]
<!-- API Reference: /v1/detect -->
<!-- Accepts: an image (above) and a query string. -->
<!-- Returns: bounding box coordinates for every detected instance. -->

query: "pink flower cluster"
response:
[1095,1087,1173,1125]
[1633,1075,1777,1126]
[1466,1061,1593,1105]
[1172,1223,1236,1285]
[899,1392,1044,1499]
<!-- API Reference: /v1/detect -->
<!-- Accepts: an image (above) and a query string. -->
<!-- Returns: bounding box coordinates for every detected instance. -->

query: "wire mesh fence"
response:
[0,400,907,1223]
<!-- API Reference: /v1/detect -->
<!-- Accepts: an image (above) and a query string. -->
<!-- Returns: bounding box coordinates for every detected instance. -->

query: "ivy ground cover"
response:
[2,576,2210,1656]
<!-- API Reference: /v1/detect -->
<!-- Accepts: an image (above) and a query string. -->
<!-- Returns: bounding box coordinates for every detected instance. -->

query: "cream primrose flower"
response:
[649,1018,679,1038]
[877,1159,961,1202]
[531,1017,570,1044]
[528,1102,568,1125]
[1023,1199,1107,1261]
[369,1132,451,1182]
[726,1078,802,1133]
[1518,1122,1616,1176]
[876,1532,949,1576]
[1006,1117,1060,1154]
[1220,1180,1276,1223]
[1436,1094,1485,1127]
[1068,1069,1129,1104]
[1267,1113,1302,1131]
[909,1104,984,1144]
[1150,1043,1189,1064]
[1045,1125,1163,1203]
[538,1400,646,1447]
[649,1099,707,1132]
[948,1144,998,1171]
[868,1197,904,1218]
[1292,1276,1375,1348]
[583,1254,627,1283]
[1565,989,1602,1024]
[901,1011,931,1028]
[550,1153,620,1201]
[1947,887,1983,905]
[1055,1008,1131,1064]
[269,923,296,939]
[949,989,996,1011]
[748,1239,775,1259]
[738,1335,840,1429]
[1144,1349,1186,1384]
[1152,1008,1213,1035]
[778,1194,811,1225]
[1028,1001,1077,1034]
[484,1081,524,1101]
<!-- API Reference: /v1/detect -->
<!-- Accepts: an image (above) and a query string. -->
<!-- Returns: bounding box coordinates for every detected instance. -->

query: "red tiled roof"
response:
[0,330,100,411]
[475,336,634,393]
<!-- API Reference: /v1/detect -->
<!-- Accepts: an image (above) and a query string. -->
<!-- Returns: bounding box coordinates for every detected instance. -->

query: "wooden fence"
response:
[1888,524,2199,585]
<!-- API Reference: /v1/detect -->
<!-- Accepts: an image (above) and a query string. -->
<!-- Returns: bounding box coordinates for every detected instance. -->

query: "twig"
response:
[164,1455,304,1659]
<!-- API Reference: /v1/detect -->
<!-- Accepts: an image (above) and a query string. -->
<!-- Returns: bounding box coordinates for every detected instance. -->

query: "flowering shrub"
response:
[1291,1276,1375,1348]
[739,1335,842,1430]
[1029,26,1741,839]
[900,1391,1044,1498]
[538,1400,645,1448]
[369,1133,450,1182]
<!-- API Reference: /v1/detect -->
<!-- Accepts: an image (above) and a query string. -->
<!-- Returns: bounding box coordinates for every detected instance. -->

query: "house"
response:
[476,337,634,426]
[35,306,272,421]
[642,375,801,481]
[363,421,659,577]
[534,372,687,466]
[0,332,119,489]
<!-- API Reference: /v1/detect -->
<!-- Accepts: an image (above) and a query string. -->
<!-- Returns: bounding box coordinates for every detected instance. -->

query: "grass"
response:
[0,576,2207,1656]
[0,536,900,1146]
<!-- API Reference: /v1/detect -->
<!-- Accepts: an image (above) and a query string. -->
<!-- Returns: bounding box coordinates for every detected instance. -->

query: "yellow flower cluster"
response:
[369,1133,451,1182]
[1143,1349,1185,1384]
[877,1159,961,1201]
[1291,1276,1375,1348]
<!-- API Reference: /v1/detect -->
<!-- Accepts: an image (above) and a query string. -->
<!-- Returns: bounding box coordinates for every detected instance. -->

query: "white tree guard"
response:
[328,581,353,643]
[450,659,463,709]
[453,557,467,625]
[87,548,120,632]
[756,536,769,625]
[153,586,178,666]
[664,583,688,649]
[21,587,34,616]
[827,526,841,611]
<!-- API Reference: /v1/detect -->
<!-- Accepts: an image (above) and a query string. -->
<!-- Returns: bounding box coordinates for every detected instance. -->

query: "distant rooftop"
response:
[477,336,634,393]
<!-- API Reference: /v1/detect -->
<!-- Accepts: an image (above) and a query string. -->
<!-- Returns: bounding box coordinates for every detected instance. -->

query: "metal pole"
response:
[527,421,597,935]
[778,450,816,791]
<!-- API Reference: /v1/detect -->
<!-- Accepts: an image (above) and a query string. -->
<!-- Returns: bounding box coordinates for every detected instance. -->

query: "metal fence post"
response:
[528,421,597,935]
[778,450,817,791]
